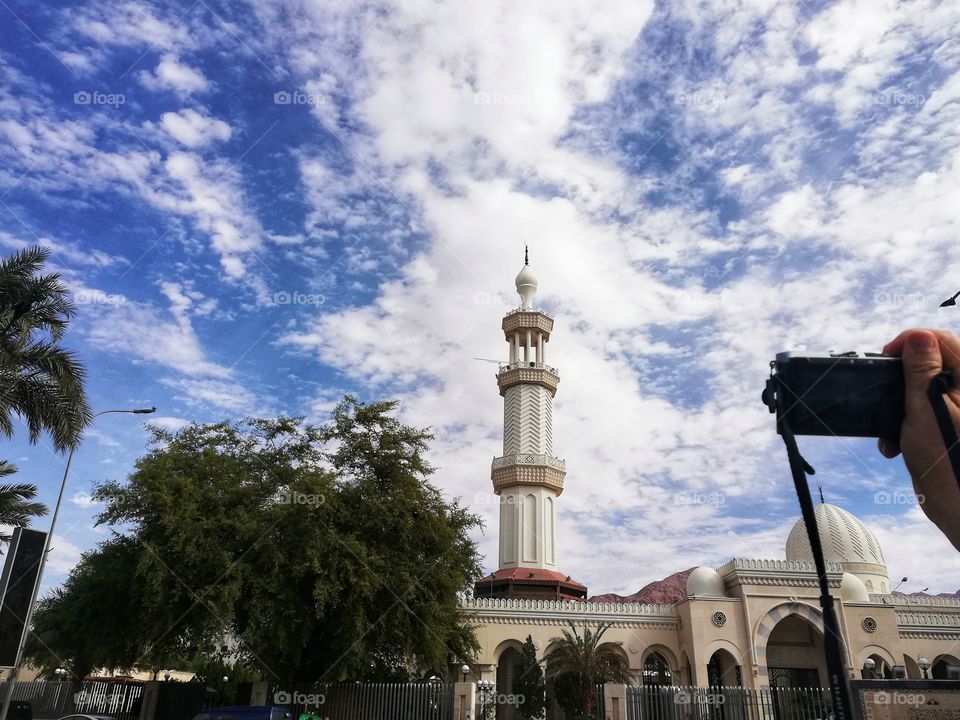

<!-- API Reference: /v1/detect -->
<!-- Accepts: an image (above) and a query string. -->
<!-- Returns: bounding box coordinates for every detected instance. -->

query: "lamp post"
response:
[919,657,931,680]
[0,407,156,720]
[862,658,876,679]
[461,664,470,683]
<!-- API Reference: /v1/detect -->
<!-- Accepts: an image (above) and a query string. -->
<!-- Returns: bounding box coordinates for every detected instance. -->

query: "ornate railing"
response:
[498,360,559,375]
[462,596,677,617]
[492,453,566,471]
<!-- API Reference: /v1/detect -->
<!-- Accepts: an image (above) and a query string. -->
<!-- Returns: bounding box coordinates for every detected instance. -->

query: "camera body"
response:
[762,351,905,438]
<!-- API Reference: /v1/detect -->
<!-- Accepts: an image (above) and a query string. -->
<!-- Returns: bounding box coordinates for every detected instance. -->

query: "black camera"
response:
[762,352,905,438]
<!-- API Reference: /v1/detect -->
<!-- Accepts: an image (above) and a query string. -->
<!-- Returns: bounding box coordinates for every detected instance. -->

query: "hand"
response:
[878,329,960,551]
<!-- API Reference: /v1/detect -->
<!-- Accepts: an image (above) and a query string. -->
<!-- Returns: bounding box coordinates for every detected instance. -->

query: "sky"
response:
[1,0,960,597]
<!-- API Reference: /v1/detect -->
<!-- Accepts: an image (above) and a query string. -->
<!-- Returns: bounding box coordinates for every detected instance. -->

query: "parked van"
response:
[192,707,292,720]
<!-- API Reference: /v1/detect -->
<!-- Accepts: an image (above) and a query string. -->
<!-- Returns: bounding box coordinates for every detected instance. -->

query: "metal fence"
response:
[626,685,832,720]
[0,679,144,720]
[270,681,454,720]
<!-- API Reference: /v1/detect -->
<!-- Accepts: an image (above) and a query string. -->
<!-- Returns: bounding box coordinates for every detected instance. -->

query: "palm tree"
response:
[0,246,90,544]
[0,460,48,543]
[0,245,91,450]
[545,623,631,720]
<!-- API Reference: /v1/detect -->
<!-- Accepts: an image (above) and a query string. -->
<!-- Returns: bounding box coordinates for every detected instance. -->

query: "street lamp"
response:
[0,406,156,720]
[862,658,875,679]
[892,577,909,592]
[461,664,470,683]
[919,657,931,680]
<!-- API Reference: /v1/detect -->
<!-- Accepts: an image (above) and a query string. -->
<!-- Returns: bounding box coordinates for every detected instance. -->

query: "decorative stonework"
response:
[712,611,727,627]
[717,558,844,588]
[491,463,565,494]
[862,616,877,633]
[497,366,559,396]
[493,453,566,471]
[462,597,677,629]
[502,310,554,336]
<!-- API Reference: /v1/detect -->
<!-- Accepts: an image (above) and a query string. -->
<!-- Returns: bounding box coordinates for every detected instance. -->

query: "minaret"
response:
[474,249,587,601]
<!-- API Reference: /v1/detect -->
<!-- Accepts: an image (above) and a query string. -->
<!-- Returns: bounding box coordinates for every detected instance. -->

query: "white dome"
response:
[686,566,727,597]
[785,504,886,568]
[840,572,870,603]
[515,264,538,308]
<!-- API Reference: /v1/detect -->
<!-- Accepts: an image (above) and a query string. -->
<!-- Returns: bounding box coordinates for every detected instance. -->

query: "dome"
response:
[840,572,870,603]
[785,504,886,568]
[686,566,727,598]
[515,264,538,308]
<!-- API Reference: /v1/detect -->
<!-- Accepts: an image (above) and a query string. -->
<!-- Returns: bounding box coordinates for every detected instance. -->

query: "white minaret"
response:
[491,249,566,570]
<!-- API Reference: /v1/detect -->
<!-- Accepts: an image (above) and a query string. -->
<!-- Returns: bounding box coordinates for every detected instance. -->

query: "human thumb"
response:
[902,330,941,413]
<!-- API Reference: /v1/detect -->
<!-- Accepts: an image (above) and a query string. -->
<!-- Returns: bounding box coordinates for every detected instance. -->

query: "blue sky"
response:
[2,0,960,596]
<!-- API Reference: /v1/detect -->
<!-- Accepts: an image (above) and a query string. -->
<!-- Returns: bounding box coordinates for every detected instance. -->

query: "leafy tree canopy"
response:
[30,398,483,685]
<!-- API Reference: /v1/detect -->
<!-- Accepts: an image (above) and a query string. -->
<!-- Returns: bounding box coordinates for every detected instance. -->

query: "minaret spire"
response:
[818,483,825,504]
[473,255,587,601]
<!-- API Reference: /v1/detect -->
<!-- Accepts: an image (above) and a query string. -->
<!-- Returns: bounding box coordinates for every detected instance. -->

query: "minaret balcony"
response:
[502,309,554,338]
[497,362,559,396]
[491,453,566,495]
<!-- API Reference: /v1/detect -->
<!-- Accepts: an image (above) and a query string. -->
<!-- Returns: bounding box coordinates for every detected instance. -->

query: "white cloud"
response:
[159,108,232,147]
[139,54,209,94]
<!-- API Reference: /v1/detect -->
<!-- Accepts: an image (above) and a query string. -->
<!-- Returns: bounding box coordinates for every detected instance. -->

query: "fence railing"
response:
[0,679,144,720]
[269,681,454,720]
[625,685,832,720]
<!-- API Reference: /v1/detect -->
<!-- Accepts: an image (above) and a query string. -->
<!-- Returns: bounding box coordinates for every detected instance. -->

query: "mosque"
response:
[461,256,960,701]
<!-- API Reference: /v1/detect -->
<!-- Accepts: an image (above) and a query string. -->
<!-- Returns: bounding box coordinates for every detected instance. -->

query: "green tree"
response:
[545,623,630,720]
[0,246,91,451]
[27,536,154,679]
[49,398,484,685]
[514,635,546,720]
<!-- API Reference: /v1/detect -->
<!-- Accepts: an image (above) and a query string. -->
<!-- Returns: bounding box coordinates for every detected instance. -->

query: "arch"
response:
[522,494,537,562]
[496,645,522,720]
[903,655,921,679]
[707,648,742,687]
[599,641,630,669]
[640,644,680,673]
[932,654,960,680]
[704,639,746,667]
[754,602,825,679]
[493,638,526,664]
[855,644,896,671]
[641,650,674,686]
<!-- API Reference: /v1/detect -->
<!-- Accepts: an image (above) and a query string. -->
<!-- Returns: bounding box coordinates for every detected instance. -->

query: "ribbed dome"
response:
[686,566,727,597]
[785,504,886,567]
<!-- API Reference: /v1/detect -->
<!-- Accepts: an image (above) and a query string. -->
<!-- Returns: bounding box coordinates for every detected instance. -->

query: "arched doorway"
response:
[932,654,960,680]
[496,646,521,720]
[865,653,893,679]
[708,649,742,687]
[642,651,673,686]
[765,615,830,720]
[764,613,827,687]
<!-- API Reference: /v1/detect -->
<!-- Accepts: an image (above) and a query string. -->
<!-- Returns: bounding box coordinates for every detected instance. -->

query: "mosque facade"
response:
[461,258,960,701]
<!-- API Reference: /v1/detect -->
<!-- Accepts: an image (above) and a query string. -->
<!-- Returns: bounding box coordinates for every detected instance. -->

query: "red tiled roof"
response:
[480,567,587,588]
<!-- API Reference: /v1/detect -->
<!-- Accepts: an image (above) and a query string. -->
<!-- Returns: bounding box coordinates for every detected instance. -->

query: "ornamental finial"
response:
[524,245,529,266]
